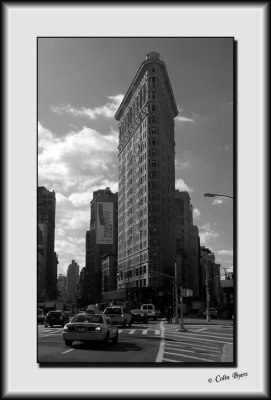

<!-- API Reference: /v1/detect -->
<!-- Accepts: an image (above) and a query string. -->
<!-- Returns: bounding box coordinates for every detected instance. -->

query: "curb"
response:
[220,343,233,362]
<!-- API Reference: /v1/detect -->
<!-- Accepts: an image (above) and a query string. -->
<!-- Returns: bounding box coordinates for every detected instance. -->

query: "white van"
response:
[140,304,158,320]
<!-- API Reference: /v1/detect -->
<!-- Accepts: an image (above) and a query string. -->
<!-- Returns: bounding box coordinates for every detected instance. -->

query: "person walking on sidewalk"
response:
[167,305,173,323]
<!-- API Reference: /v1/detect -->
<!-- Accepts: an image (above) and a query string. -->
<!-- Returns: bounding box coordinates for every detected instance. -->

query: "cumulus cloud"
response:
[175,178,193,193]
[51,94,124,120]
[38,123,118,193]
[175,158,190,169]
[193,208,200,219]
[39,122,119,274]
[175,115,195,123]
[217,250,233,256]
[198,223,219,245]
[212,198,223,206]
[175,105,195,123]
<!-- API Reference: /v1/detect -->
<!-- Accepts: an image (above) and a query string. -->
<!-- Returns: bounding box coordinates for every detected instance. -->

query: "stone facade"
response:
[115,52,178,308]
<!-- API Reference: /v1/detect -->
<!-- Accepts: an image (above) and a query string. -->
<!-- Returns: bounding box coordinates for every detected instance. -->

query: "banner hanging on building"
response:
[96,202,113,244]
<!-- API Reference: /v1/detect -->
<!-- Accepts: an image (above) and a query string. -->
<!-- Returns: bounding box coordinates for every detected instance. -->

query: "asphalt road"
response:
[37,320,233,364]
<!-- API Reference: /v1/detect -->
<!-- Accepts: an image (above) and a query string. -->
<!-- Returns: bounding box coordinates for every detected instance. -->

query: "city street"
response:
[38,319,233,363]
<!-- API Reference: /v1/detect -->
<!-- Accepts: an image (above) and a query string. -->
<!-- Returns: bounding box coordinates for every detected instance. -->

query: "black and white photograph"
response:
[4,3,268,398]
[37,37,235,365]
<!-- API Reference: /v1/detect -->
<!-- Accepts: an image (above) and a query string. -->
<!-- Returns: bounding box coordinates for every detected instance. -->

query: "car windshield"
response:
[104,308,121,315]
[71,314,103,323]
[132,309,142,312]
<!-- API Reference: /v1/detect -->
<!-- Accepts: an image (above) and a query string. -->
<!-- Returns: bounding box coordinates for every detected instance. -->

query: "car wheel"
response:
[49,324,53,328]
[112,331,118,344]
[145,318,148,324]
[154,317,157,321]
[65,340,72,346]
[128,320,132,327]
[123,321,127,328]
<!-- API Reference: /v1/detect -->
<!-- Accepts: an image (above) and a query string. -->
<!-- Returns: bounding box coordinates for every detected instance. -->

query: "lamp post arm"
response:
[204,193,233,199]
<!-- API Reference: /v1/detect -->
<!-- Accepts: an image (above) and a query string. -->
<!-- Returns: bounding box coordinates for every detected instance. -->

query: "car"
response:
[37,308,45,324]
[103,306,132,327]
[44,310,69,327]
[140,304,159,320]
[202,308,218,319]
[85,304,102,314]
[130,309,148,324]
[62,313,118,346]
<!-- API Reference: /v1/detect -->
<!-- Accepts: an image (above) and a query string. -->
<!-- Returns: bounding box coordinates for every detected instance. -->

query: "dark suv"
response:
[45,310,69,327]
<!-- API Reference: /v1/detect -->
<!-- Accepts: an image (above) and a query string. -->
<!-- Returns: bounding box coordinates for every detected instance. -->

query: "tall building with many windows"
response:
[66,260,79,306]
[38,186,58,300]
[115,52,178,309]
[85,187,118,304]
[175,190,201,298]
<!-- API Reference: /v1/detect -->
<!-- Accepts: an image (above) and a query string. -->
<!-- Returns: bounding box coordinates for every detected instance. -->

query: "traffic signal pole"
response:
[179,286,186,331]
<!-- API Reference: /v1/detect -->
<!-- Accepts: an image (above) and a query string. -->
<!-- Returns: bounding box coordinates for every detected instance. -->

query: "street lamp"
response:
[204,193,234,200]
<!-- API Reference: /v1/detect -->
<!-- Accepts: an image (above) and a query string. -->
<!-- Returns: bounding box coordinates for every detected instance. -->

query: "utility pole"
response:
[174,263,179,323]
[206,266,210,322]
[179,286,186,331]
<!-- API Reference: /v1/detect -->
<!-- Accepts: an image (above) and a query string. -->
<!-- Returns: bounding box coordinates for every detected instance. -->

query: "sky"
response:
[38,37,234,277]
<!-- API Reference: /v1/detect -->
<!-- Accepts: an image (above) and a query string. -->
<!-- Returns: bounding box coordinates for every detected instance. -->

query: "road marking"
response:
[164,351,215,362]
[155,330,160,335]
[163,357,179,362]
[165,345,219,358]
[164,341,220,353]
[118,330,123,333]
[193,328,207,332]
[142,330,147,334]
[61,348,74,355]
[155,321,165,362]
[165,332,233,344]
[129,330,136,334]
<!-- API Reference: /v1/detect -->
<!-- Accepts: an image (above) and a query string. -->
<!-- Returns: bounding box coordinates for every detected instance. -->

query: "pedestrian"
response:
[167,305,173,323]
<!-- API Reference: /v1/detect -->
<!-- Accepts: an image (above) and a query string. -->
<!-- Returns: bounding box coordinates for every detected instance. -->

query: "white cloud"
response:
[175,158,190,169]
[175,104,195,123]
[175,115,195,123]
[212,198,223,206]
[193,208,200,219]
[217,250,233,256]
[175,178,193,193]
[51,94,124,120]
[38,123,118,193]
[39,122,120,275]
[198,222,219,245]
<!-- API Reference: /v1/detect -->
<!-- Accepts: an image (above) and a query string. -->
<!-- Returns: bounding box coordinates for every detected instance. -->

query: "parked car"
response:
[202,308,218,319]
[37,308,45,324]
[62,313,118,346]
[130,309,148,324]
[103,306,132,327]
[45,310,69,327]
[140,304,159,320]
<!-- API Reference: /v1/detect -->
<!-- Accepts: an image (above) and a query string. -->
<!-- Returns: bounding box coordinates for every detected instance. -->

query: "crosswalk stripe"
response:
[165,333,232,345]
[155,330,160,335]
[165,331,233,340]
[129,330,136,334]
[164,337,224,349]
[164,350,215,362]
[163,357,180,362]
[165,345,218,357]
[142,330,147,334]
[164,341,220,353]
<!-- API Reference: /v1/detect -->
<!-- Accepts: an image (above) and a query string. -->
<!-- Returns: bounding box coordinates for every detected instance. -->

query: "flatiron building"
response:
[115,52,178,307]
